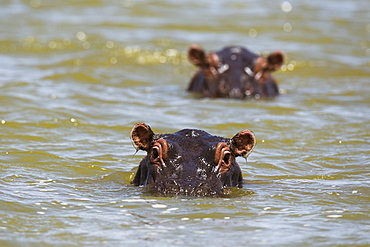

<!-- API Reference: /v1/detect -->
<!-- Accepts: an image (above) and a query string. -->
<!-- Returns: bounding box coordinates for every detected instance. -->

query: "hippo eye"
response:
[223,152,231,164]
[152,146,160,159]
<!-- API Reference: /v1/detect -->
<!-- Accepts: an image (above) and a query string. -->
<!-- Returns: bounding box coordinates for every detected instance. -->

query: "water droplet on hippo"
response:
[191,130,200,137]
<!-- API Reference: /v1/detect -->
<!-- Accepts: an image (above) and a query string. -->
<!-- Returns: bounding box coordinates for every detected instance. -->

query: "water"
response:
[1,0,369,246]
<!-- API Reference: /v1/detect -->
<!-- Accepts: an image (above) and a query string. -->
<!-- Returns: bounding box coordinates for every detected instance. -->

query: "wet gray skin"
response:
[130,123,256,196]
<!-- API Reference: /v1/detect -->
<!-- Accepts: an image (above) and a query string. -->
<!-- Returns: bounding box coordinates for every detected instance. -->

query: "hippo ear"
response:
[267,51,284,71]
[188,44,208,67]
[130,123,155,152]
[231,130,256,158]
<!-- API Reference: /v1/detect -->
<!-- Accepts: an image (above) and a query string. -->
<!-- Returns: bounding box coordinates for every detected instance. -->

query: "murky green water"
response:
[1,0,369,246]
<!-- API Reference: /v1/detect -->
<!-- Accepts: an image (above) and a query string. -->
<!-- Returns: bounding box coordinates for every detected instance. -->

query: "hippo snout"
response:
[229,88,243,98]
[150,178,224,196]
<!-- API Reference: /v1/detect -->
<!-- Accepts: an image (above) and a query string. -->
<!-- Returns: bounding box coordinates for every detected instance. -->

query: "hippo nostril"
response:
[153,179,181,195]
[194,182,224,196]
[229,88,243,98]
[166,180,179,189]
[194,182,209,196]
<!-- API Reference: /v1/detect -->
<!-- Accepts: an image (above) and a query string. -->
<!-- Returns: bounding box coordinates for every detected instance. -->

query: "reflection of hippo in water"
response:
[130,123,256,196]
[187,44,284,99]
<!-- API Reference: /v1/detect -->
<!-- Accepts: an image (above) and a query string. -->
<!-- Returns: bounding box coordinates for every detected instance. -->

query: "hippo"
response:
[130,123,256,196]
[187,44,284,99]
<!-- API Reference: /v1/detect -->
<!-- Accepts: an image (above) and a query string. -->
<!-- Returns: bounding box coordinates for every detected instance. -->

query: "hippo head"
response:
[130,123,256,197]
[187,44,284,99]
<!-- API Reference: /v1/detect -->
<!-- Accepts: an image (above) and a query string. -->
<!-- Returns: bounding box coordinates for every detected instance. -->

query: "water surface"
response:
[1,0,369,246]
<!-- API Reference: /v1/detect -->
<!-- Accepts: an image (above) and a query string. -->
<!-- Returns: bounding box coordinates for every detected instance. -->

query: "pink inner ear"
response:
[268,52,284,68]
[131,123,154,151]
[188,44,207,67]
[232,130,256,158]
